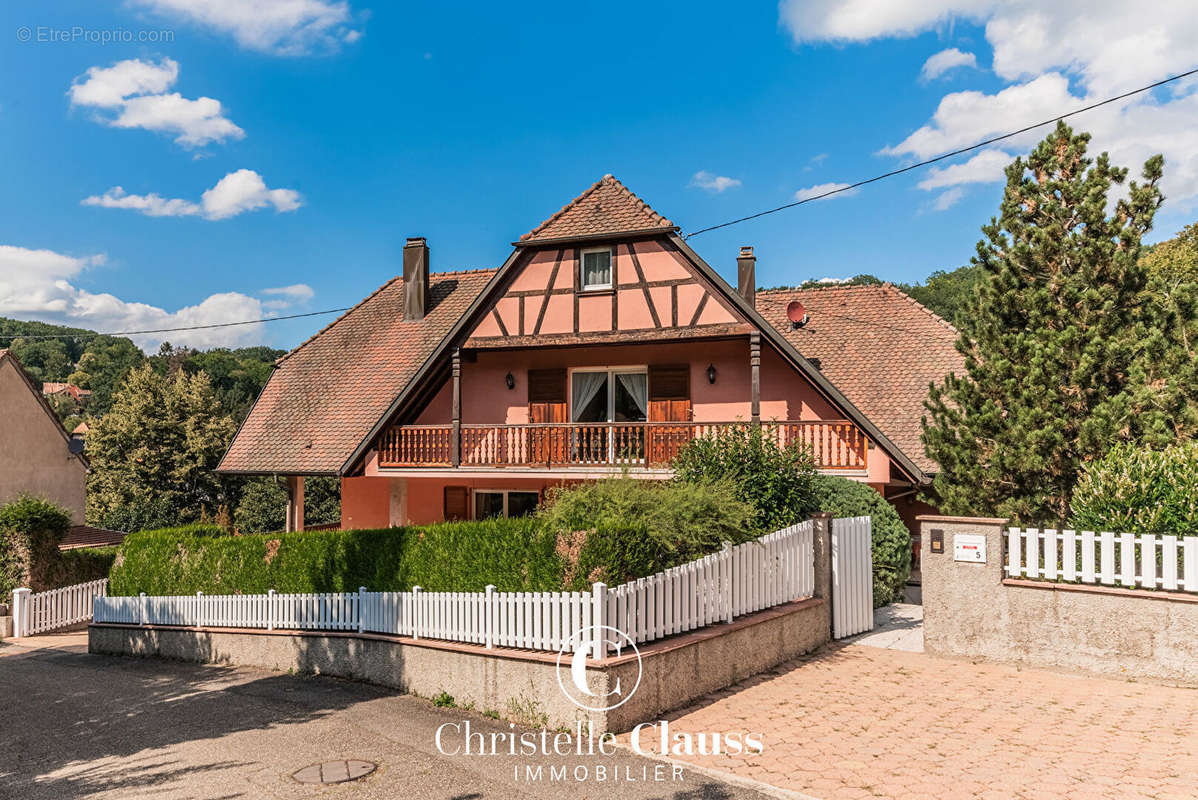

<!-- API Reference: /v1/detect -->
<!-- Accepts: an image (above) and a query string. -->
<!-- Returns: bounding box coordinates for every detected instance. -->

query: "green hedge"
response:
[1071,443,1198,533]
[0,495,73,595]
[61,546,119,584]
[108,518,563,596]
[811,474,911,607]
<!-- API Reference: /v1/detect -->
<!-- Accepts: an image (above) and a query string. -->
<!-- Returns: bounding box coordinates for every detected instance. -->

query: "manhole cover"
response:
[292,760,377,784]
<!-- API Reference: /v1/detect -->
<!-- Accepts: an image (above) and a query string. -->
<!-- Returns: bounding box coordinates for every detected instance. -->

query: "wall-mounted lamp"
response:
[706,364,717,384]
[505,372,516,390]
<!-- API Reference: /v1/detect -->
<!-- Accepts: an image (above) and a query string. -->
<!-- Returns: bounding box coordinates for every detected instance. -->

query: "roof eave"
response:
[513,226,680,249]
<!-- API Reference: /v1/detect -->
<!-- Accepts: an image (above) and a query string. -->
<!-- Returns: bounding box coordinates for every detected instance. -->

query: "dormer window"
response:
[580,247,613,291]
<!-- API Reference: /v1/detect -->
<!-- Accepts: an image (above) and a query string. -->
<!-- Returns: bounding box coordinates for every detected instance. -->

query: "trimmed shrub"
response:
[60,546,118,584]
[107,518,562,596]
[671,424,818,531]
[811,474,910,607]
[1071,443,1198,533]
[539,477,756,588]
[0,495,72,595]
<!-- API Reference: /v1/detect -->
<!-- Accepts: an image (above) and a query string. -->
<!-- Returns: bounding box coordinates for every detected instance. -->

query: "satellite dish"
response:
[786,300,809,329]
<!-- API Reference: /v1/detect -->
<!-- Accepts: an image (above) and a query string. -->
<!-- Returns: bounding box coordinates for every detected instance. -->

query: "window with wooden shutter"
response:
[444,486,469,521]
[528,368,566,403]
[647,364,692,462]
[648,364,690,400]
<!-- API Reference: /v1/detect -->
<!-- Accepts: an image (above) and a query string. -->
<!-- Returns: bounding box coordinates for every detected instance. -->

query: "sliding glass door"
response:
[570,368,648,464]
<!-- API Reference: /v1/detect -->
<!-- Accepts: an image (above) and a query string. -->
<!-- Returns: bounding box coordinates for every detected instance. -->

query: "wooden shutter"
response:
[444,486,469,521]
[647,364,692,465]
[648,364,691,421]
[528,368,567,464]
[528,368,566,403]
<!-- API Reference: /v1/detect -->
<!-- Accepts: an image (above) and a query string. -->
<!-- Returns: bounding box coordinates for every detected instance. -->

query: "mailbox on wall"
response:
[953,533,987,563]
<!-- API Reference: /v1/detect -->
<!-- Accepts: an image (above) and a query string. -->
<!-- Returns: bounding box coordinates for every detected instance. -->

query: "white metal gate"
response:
[832,515,874,638]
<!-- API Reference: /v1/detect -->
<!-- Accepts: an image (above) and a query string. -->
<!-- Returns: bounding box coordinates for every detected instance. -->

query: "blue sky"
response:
[1,1,1195,351]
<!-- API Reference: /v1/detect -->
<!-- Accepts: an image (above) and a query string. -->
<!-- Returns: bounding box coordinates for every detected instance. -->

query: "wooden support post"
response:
[749,332,761,425]
[451,348,462,467]
[285,476,305,532]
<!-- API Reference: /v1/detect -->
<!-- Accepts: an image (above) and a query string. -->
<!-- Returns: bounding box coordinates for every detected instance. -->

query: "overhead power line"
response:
[0,307,352,340]
[683,66,1198,240]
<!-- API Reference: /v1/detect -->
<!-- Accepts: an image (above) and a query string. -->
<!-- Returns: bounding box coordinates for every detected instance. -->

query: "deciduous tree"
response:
[86,364,236,531]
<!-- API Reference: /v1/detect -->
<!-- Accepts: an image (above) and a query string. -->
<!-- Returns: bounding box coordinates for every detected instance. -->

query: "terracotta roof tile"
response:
[519,174,675,242]
[218,269,496,474]
[757,284,964,474]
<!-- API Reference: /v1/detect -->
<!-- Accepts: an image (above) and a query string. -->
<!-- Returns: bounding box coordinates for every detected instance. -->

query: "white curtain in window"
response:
[616,372,648,419]
[583,251,611,287]
[571,371,608,421]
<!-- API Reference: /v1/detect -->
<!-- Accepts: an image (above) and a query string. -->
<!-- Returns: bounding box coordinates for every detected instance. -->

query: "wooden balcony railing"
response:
[378,420,868,471]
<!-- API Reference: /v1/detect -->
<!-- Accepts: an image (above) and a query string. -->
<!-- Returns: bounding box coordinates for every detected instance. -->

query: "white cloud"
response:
[131,0,363,55]
[69,58,243,147]
[201,169,302,219]
[920,48,978,81]
[67,58,177,108]
[781,2,1198,206]
[0,245,280,350]
[689,171,742,193]
[261,284,315,300]
[83,170,303,221]
[932,187,966,210]
[82,187,201,217]
[917,149,1012,190]
[794,182,857,202]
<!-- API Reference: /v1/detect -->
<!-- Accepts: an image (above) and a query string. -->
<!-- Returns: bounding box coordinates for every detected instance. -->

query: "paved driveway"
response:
[0,633,773,800]
[652,642,1198,799]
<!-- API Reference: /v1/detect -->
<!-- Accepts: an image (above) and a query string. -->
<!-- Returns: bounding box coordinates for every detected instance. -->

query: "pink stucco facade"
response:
[340,233,897,529]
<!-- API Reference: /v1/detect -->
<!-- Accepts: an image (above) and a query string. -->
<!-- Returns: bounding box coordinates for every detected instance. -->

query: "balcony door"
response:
[570,368,648,464]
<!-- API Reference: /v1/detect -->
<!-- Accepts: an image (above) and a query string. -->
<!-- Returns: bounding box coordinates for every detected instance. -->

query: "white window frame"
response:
[472,489,540,519]
[579,246,614,291]
[568,365,648,423]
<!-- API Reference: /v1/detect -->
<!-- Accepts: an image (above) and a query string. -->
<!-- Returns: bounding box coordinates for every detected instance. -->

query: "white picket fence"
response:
[93,520,817,655]
[11,579,108,637]
[1005,528,1198,592]
[831,516,874,638]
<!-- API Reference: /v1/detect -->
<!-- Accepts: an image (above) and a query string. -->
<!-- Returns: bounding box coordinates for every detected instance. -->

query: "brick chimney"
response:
[737,246,756,308]
[403,237,430,321]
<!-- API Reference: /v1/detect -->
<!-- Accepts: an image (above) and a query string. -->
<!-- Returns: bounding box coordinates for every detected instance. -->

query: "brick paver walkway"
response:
[650,643,1198,799]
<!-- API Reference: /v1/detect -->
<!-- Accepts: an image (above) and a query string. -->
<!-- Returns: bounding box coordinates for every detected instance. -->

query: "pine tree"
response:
[922,122,1177,523]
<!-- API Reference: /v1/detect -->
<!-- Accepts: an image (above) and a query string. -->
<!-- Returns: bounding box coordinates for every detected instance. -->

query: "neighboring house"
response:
[42,382,92,404]
[0,350,89,522]
[217,176,962,533]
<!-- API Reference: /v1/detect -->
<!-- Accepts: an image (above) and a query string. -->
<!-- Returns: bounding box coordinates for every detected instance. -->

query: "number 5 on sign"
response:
[954,534,987,563]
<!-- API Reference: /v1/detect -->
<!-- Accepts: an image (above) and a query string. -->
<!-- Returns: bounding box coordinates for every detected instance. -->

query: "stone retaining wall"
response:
[920,515,1198,685]
[89,596,828,733]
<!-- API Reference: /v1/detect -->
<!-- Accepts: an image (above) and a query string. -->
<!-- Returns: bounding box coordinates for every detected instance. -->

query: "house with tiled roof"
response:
[218,175,962,535]
[1,350,89,522]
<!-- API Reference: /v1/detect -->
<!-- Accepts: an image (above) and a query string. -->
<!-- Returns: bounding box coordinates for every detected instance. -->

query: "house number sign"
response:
[953,534,986,563]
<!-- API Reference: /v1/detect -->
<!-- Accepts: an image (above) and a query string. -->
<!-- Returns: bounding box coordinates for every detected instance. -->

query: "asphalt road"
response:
[0,635,778,800]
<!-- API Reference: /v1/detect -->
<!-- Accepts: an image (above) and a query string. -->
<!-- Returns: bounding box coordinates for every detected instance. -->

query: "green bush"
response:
[671,424,818,531]
[233,476,341,534]
[0,495,72,595]
[60,546,119,584]
[108,517,563,596]
[811,474,911,607]
[539,477,756,588]
[1071,443,1198,533]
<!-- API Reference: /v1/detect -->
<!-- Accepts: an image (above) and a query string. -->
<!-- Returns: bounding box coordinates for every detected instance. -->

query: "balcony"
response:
[377,420,868,472]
